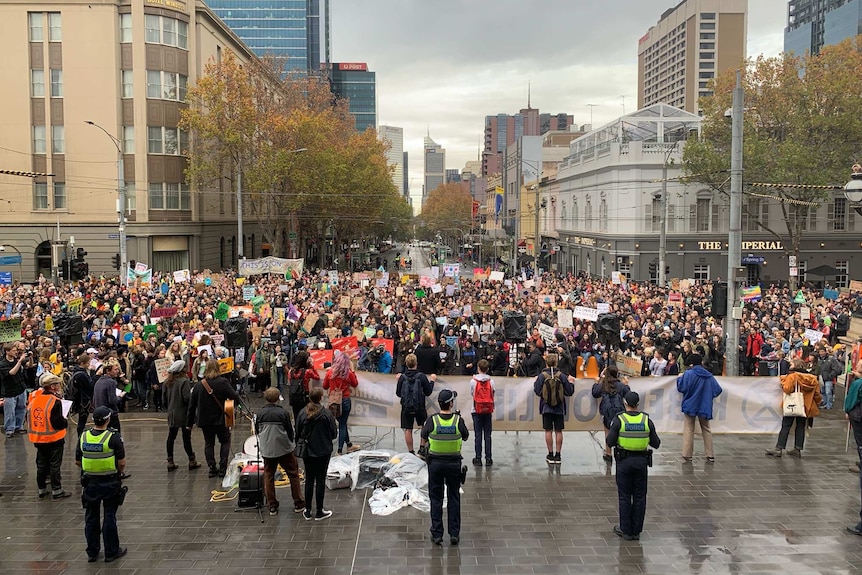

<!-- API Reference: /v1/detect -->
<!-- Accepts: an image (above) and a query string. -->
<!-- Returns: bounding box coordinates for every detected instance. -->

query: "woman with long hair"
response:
[591,366,631,463]
[164,360,199,472]
[295,387,338,521]
[322,351,360,455]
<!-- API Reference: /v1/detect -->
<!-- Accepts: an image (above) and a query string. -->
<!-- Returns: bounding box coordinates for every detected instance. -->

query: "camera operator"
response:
[1,342,34,438]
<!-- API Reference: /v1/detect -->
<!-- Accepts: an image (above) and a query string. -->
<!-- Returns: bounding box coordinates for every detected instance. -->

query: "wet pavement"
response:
[1,400,861,575]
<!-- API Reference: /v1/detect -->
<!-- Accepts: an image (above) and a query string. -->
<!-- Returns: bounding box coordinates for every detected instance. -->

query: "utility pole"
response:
[725,70,744,377]
[659,163,668,287]
[236,167,244,262]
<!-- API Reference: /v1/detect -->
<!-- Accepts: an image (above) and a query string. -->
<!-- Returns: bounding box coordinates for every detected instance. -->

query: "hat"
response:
[167,360,186,374]
[687,353,703,367]
[40,373,62,387]
[93,406,112,425]
[86,347,98,354]
[438,389,457,404]
[663,326,670,332]
[624,391,640,407]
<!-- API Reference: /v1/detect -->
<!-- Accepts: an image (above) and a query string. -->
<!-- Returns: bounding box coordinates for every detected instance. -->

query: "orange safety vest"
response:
[27,391,67,444]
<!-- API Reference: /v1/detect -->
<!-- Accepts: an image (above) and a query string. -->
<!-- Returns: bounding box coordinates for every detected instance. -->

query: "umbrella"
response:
[804,264,840,283]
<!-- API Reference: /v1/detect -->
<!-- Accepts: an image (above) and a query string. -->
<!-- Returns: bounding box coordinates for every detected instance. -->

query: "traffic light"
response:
[59,260,68,281]
[665,266,670,276]
[648,261,657,275]
[71,260,89,281]
[75,247,87,260]
[111,253,121,270]
[712,281,728,317]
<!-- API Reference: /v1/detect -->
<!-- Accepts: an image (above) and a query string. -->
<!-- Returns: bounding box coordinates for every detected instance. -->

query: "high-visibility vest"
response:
[27,391,66,444]
[427,414,462,455]
[79,430,117,476]
[616,412,650,451]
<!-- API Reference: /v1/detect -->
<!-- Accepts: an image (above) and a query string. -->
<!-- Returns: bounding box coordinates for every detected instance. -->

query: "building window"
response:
[700,52,715,60]
[52,125,64,153]
[651,197,661,232]
[163,18,176,47]
[599,199,607,231]
[147,127,188,155]
[120,13,132,43]
[53,182,66,209]
[700,33,715,39]
[149,182,190,210]
[33,126,46,153]
[33,182,48,210]
[147,126,163,154]
[701,12,715,20]
[696,198,710,232]
[145,15,160,43]
[700,22,715,30]
[50,69,62,97]
[585,201,592,231]
[798,260,807,282]
[832,197,847,231]
[700,42,715,49]
[693,265,710,281]
[700,62,715,70]
[48,13,61,41]
[31,70,45,97]
[124,182,136,212]
[144,15,188,49]
[146,70,188,101]
[122,126,134,154]
[122,70,133,98]
[29,12,43,42]
[836,260,849,288]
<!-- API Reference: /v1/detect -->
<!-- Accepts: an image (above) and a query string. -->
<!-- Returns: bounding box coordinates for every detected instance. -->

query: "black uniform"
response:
[606,410,661,540]
[420,412,469,543]
[75,428,126,561]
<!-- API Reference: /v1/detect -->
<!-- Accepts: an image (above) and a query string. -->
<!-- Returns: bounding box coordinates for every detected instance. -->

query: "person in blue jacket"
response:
[375,345,393,374]
[676,353,722,463]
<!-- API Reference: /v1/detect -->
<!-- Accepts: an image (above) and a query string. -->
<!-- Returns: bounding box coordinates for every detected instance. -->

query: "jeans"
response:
[200,425,231,470]
[275,369,285,391]
[303,455,330,514]
[682,414,714,458]
[263,451,304,511]
[166,426,196,461]
[820,377,834,409]
[337,398,352,452]
[428,457,461,539]
[35,439,65,493]
[616,454,649,536]
[580,352,591,371]
[472,413,493,460]
[82,479,122,560]
[776,416,808,450]
[3,391,26,434]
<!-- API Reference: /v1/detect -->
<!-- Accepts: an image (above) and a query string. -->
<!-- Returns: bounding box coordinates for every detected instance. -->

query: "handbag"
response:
[782,383,807,418]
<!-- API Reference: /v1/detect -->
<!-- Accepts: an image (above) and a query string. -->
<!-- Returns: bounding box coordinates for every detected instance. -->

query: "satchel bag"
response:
[782,383,807,418]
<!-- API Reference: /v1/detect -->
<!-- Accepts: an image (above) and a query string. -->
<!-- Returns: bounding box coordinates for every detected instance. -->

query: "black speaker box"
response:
[712,282,728,318]
[502,311,527,342]
[597,313,620,334]
[238,467,263,508]
[224,317,248,349]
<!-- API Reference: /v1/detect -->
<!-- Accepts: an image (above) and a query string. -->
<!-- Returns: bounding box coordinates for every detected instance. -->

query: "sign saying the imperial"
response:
[698,241,784,251]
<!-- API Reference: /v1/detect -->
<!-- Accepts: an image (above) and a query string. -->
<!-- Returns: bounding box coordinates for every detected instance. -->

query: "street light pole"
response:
[85,121,126,284]
[725,70,744,377]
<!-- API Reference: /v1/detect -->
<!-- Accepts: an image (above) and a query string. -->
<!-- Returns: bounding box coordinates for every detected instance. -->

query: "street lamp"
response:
[85,120,126,284]
[844,164,862,216]
[0,245,24,282]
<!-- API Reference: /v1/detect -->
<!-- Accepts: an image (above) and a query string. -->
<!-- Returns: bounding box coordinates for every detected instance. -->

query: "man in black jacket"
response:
[521,343,544,377]
[71,353,94,436]
[187,359,240,478]
[92,358,125,434]
[255,387,305,515]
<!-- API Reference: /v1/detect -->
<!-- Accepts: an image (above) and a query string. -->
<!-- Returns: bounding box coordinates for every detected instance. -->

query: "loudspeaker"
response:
[238,465,263,508]
[53,313,84,344]
[502,311,527,342]
[712,282,728,318]
[224,317,248,348]
[596,313,620,334]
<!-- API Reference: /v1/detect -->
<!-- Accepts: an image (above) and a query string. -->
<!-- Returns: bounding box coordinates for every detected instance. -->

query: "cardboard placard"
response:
[0,319,22,343]
[155,358,171,383]
[67,297,84,314]
[303,313,318,334]
[339,295,351,309]
[218,357,235,374]
[151,307,178,318]
[612,352,644,377]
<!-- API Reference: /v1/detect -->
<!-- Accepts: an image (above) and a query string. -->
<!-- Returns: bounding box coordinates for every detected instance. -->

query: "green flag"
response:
[214,302,230,321]
[793,290,805,304]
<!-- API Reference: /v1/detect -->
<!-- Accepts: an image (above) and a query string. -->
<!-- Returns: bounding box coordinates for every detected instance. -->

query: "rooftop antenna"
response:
[527,80,531,109]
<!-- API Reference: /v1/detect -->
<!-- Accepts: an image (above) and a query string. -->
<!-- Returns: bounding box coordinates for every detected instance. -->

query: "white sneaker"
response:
[315,509,333,521]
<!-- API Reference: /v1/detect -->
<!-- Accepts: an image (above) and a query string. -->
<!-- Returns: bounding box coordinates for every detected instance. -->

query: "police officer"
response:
[606,391,661,541]
[420,389,469,546]
[75,406,127,563]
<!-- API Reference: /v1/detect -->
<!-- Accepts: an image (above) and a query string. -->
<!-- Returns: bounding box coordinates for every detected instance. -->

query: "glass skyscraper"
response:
[208,0,321,72]
[329,63,376,132]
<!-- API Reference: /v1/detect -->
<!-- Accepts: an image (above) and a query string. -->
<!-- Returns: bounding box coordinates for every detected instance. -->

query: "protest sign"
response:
[218,357,235,375]
[242,285,256,301]
[67,297,83,314]
[173,269,191,283]
[597,303,610,314]
[0,319,22,343]
[303,313,318,334]
[804,328,823,344]
[239,256,304,277]
[143,324,158,338]
[155,358,171,383]
[573,306,599,322]
[557,308,573,328]
[489,271,504,282]
[151,307,178,319]
[537,323,556,347]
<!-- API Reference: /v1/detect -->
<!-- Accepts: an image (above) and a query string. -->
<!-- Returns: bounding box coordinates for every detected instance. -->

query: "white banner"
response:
[238,257,304,277]
[173,269,191,283]
[346,374,782,434]
[557,308,573,328]
[573,305,599,322]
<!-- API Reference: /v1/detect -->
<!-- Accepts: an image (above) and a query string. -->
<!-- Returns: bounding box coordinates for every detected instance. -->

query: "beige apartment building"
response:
[637,0,747,114]
[0,0,266,281]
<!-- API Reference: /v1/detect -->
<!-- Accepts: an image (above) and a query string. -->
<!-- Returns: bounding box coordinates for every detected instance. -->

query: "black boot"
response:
[208,466,219,478]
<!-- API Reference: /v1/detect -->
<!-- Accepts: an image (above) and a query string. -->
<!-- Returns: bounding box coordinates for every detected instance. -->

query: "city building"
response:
[403,151,409,201]
[547,103,857,285]
[208,0,321,73]
[378,125,404,196]
[445,169,461,184]
[481,107,574,176]
[423,135,445,204]
[328,62,376,132]
[0,0,271,280]
[637,0,747,113]
[785,0,862,55]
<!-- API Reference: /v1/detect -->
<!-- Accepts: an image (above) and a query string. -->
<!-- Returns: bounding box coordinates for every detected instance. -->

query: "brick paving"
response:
[1,399,861,575]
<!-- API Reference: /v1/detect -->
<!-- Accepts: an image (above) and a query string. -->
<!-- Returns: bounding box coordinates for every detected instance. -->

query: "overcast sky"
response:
[331,0,788,204]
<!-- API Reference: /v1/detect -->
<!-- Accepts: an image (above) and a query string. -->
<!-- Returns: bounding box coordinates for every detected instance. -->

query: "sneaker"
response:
[847,524,862,536]
[546,452,555,464]
[613,525,634,541]
[208,467,219,478]
[554,452,562,464]
[52,491,72,499]
[472,457,482,466]
[765,448,783,457]
[787,448,802,458]
[38,489,48,499]
[5,432,14,439]
[485,458,493,466]
[105,547,128,563]
[850,463,860,473]
[302,509,313,521]
[315,509,333,521]
[347,444,361,453]
[706,457,715,463]
[15,429,26,434]
[269,507,278,516]
[450,536,459,545]
[143,403,149,410]
[431,536,443,546]
[294,505,305,513]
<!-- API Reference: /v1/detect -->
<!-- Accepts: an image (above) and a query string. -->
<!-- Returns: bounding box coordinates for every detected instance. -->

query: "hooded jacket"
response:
[781,369,821,418]
[255,402,296,458]
[676,364,723,419]
[295,402,337,458]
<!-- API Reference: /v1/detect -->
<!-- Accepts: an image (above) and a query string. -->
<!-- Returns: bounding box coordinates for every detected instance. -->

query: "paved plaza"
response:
[1,399,860,575]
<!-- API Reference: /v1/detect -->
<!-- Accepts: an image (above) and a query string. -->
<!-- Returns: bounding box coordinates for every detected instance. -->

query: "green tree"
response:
[683,37,862,286]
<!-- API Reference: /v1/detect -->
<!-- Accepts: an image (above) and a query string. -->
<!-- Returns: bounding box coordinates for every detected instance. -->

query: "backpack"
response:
[541,368,564,407]
[600,388,626,426]
[472,377,494,414]
[287,369,308,408]
[400,372,423,412]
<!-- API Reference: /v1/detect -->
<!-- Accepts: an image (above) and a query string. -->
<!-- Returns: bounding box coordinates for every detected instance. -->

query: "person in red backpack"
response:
[470,359,495,466]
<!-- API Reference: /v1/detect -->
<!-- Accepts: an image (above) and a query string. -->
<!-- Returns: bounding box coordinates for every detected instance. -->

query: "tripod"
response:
[235,412,265,522]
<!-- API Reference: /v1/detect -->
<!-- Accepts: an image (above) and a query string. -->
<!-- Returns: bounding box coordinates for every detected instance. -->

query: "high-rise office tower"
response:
[328,62,376,132]
[403,152,409,201]
[423,136,445,204]
[208,0,322,73]
[482,108,574,176]
[785,0,862,55]
[637,0,747,113]
[378,126,405,196]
